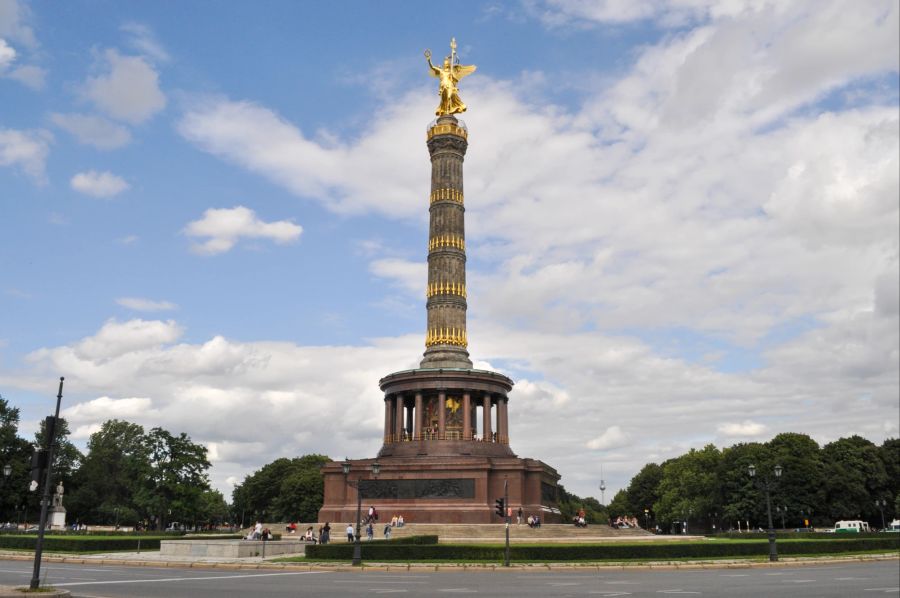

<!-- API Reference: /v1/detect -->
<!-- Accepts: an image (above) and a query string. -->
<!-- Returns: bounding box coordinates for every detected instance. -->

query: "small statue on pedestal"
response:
[49,481,67,529]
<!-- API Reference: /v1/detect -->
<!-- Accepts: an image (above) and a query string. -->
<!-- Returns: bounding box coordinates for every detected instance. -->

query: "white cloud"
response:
[0,127,51,181]
[9,318,420,486]
[83,49,166,124]
[0,37,15,69]
[60,318,183,362]
[0,3,44,89]
[116,297,178,312]
[64,397,157,431]
[178,95,428,217]
[369,258,426,294]
[51,113,132,149]
[184,206,303,255]
[4,2,896,500]
[717,420,768,437]
[120,22,169,63]
[586,426,631,450]
[70,170,130,198]
[7,64,45,89]
[0,0,36,47]
[166,2,900,498]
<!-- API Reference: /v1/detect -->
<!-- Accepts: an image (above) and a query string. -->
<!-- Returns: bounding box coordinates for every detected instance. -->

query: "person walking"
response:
[517,507,523,525]
[366,522,374,541]
[346,523,355,542]
[383,522,392,539]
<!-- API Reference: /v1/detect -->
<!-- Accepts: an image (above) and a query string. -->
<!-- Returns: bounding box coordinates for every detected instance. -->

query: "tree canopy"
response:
[612,432,898,532]
[232,454,330,524]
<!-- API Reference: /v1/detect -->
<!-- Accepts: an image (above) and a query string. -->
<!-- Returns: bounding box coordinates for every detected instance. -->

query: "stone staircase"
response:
[260,522,659,544]
[380,523,654,544]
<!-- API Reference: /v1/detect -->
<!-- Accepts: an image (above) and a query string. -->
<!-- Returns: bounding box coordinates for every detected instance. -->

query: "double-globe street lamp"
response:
[748,463,782,562]
[341,459,381,566]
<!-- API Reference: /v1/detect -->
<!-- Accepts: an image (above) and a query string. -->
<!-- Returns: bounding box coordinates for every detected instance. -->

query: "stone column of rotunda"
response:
[420,115,473,369]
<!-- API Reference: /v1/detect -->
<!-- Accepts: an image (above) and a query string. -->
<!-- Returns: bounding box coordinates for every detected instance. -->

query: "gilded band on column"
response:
[426,123,468,140]
[426,282,467,298]
[429,234,465,251]
[429,188,464,204]
[424,327,468,347]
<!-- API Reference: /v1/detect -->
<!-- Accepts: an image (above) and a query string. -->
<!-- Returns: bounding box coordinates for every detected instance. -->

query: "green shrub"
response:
[0,529,186,537]
[714,532,878,540]
[306,535,438,559]
[305,537,899,561]
[0,535,174,552]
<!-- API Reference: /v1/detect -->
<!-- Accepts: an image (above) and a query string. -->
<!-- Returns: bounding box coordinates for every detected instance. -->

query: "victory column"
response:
[318,40,560,524]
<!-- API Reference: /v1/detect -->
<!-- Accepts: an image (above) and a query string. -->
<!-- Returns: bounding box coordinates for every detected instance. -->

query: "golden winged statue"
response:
[425,38,476,116]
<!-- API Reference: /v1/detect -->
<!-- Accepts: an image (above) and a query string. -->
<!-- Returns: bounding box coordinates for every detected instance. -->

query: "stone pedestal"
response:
[319,455,560,524]
[49,506,66,530]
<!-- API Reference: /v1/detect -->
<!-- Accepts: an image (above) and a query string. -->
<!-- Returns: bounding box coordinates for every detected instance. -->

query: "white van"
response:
[834,520,870,533]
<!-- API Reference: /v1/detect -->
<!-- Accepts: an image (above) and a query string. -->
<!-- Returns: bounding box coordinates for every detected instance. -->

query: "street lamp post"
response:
[748,463,782,562]
[875,499,886,531]
[2,464,10,522]
[598,464,606,507]
[342,459,381,567]
[643,508,649,530]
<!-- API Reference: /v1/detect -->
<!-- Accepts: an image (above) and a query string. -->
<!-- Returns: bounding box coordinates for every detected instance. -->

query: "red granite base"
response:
[318,454,561,525]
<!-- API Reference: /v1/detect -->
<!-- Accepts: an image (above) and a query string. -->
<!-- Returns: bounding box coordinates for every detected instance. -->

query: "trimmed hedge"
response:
[0,529,186,537]
[0,535,175,552]
[714,532,881,540]
[306,535,438,559]
[304,537,900,561]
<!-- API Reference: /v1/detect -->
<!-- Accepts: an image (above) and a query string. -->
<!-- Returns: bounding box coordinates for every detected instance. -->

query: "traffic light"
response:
[29,448,47,492]
[494,498,505,518]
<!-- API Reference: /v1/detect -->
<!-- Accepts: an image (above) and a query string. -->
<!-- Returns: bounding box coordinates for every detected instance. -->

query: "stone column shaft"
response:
[482,394,492,441]
[462,392,471,440]
[384,396,392,442]
[421,115,472,369]
[414,393,423,440]
[395,395,404,440]
[438,391,446,440]
[500,397,509,443]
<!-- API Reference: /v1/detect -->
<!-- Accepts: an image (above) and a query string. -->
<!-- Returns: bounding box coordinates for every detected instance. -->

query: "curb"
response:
[0,552,895,572]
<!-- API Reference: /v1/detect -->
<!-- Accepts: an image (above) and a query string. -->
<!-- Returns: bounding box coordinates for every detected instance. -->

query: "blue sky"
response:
[1,0,898,501]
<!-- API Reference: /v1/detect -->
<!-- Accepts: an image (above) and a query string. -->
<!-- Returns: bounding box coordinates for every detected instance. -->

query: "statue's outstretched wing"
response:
[453,64,476,79]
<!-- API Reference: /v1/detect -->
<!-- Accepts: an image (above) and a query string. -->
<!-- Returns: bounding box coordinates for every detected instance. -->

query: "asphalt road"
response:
[0,559,896,597]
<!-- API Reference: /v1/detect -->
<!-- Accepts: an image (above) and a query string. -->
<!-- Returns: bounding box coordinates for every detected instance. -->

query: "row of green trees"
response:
[231,455,329,525]
[605,433,899,532]
[0,394,227,529]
